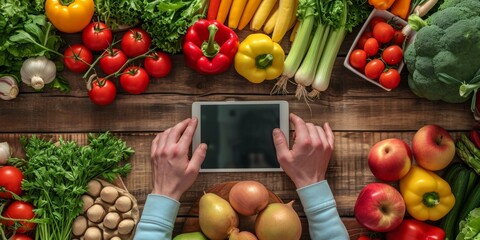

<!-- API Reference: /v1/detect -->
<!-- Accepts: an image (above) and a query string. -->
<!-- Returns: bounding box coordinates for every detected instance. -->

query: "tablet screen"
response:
[192,101,289,172]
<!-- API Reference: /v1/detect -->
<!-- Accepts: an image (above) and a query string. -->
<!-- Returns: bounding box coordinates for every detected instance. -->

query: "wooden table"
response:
[0,29,475,239]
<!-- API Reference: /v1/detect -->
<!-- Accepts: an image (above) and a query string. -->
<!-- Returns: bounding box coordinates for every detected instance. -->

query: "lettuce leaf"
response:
[457,208,480,240]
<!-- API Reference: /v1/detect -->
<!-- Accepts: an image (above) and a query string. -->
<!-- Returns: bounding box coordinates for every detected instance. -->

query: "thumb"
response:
[272,128,289,160]
[189,143,207,171]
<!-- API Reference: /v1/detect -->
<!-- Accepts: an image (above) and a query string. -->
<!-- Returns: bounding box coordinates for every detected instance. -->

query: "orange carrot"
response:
[390,0,411,19]
[238,0,263,30]
[216,0,234,24]
[207,0,222,20]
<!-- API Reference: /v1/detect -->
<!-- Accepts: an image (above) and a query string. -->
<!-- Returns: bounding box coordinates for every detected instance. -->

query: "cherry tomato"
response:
[81,21,113,52]
[364,59,385,79]
[373,22,395,44]
[63,44,93,73]
[368,17,386,29]
[349,49,367,69]
[363,38,379,57]
[120,66,150,94]
[144,51,172,78]
[1,201,36,233]
[393,29,406,46]
[382,45,403,65]
[121,28,152,57]
[379,68,401,89]
[0,166,23,198]
[357,31,373,49]
[99,48,128,75]
[88,78,117,106]
[11,233,33,240]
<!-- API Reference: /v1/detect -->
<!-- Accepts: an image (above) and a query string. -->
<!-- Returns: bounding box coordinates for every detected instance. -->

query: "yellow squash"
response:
[234,33,284,83]
[45,0,95,33]
[399,165,455,221]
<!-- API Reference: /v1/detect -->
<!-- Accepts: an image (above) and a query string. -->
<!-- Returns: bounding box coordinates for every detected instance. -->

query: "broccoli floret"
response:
[414,25,445,57]
[415,56,435,76]
[404,42,416,73]
[427,7,475,30]
[441,17,480,53]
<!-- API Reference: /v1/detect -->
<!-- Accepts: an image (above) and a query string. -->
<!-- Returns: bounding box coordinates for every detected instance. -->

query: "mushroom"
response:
[115,196,133,213]
[87,180,103,197]
[72,215,88,236]
[100,186,119,204]
[117,219,135,235]
[87,204,106,223]
[82,195,95,212]
[103,212,121,230]
[84,226,103,240]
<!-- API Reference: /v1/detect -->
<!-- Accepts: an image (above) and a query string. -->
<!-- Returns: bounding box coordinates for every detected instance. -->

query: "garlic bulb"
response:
[0,75,19,100]
[0,142,11,165]
[20,56,56,90]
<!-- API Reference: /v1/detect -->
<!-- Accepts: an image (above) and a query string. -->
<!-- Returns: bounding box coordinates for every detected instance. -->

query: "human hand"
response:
[272,113,334,189]
[150,118,207,200]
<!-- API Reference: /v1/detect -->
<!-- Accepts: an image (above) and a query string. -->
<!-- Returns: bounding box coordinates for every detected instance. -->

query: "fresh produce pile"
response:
[354,124,480,239]
[174,180,302,240]
[0,133,134,240]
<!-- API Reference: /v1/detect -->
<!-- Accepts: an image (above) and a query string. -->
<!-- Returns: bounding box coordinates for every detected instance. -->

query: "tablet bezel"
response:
[192,100,289,172]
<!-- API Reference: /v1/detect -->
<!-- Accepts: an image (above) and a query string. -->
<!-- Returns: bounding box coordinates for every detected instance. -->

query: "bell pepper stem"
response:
[202,24,220,58]
[423,192,440,207]
[255,54,273,69]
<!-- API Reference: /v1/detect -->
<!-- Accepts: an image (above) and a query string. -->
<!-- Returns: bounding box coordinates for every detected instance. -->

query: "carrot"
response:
[228,0,249,29]
[217,0,234,24]
[238,0,263,30]
[207,0,222,20]
[390,0,411,20]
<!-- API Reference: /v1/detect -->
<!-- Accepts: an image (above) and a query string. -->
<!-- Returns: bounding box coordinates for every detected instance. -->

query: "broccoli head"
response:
[404,1,480,103]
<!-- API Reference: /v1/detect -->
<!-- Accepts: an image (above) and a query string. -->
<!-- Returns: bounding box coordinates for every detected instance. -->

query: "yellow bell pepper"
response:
[234,33,284,83]
[368,0,395,10]
[45,0,95,33]
[399,165,455,221]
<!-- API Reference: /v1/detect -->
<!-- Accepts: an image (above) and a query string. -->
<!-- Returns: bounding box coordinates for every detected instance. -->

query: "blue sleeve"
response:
[133,194,180,240]
[297,180,349,240]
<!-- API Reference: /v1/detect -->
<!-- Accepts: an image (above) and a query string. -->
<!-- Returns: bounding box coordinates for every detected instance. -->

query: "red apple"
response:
[412,124,455,171]
[368,138,413,181]
[354,183,405,232]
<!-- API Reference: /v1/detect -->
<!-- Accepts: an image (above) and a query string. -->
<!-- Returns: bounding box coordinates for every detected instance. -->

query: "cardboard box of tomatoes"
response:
[344,9,414,91]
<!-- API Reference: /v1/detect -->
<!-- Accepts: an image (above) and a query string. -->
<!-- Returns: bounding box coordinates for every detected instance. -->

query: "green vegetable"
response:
[94,0,143,30]
[404,0,480,103]
[10,133,134,240]
[142,0,207,54]
[457,207,480,240]
[457,134,480,175]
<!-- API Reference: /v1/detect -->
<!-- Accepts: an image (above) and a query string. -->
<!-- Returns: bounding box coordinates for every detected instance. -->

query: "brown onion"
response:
[199,193,239,240]
[255,201,301,240]
[229,228,258,240]
[229,181,270,216]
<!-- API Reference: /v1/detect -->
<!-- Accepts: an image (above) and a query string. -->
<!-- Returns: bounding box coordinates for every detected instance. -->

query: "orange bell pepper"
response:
[45,0,94,33]
[390,0,412,20]
[369,0,396,10]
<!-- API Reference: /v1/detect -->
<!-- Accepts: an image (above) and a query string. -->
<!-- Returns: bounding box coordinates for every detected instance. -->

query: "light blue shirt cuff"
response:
[297,180,335,211]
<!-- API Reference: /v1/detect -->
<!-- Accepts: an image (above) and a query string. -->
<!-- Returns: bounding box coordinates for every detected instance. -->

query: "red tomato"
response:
[393,29,406,46]
[1,201,36,233]
[11,233,33,240]
[81,21,113,52]
[368,17,386,29]
[63,44,93,73]
[364,59,385,79]
[120,66,150,94]
[88,78,117,106]
[121,28,152,57]
[357,31,373,49]
[349,49,367,69]
[379,68,401,89]
[363,38,379,57]
[99,48,128,75]
[0,166,23,198]
[144,51,172,78]
[382,45,403,65]
[373,22,395,44]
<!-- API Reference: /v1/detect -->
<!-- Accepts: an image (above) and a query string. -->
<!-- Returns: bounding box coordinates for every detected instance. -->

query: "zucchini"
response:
[457,176,480,236]
[440,163,472,240]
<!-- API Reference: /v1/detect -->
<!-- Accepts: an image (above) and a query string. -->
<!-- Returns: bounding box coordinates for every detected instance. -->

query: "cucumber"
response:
[456,174,480,236]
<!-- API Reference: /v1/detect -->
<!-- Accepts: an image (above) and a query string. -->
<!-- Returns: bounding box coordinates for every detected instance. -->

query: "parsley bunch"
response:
[11,133,134,240]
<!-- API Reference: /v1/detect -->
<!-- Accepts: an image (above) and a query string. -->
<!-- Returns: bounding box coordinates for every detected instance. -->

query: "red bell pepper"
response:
[183,19,239,75]
[470,128,480,149]
[386,219,445,240]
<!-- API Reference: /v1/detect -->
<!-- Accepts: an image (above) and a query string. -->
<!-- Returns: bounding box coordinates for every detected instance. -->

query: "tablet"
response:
[192,100,289,172]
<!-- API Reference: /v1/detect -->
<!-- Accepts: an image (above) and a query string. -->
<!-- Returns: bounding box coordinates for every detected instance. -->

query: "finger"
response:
[189,143,207,171]
[166,118,191,145]
[150,133,162,159]
[272,128,290,162]
[306,123,320,144]
[323,122,335,149]
[290,113,308,142]
[178,118,198,148]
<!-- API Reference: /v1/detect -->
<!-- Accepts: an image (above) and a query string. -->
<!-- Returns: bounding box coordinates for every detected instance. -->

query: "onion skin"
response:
[229,228,258,240]
[255,201,301,240]
[199,193,239,240]
[229,181,270,216]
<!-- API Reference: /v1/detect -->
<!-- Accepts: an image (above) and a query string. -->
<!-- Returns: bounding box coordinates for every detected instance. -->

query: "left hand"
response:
[150,118,207,200]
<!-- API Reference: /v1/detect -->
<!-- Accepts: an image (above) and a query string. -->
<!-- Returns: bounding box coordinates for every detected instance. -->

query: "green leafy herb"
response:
[10,133,134,240]
[94,0,144,30]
